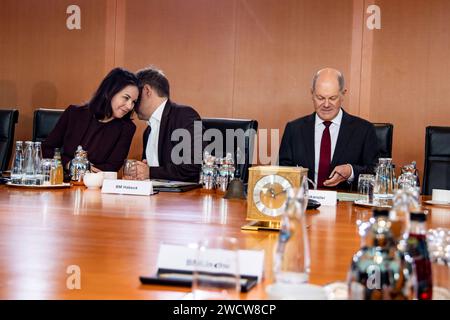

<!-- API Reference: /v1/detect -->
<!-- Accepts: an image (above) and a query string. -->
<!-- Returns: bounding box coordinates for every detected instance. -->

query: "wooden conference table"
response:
[0,185,449,299]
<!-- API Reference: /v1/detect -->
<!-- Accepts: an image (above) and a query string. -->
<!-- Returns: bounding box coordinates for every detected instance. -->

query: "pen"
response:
[329,171,349,180]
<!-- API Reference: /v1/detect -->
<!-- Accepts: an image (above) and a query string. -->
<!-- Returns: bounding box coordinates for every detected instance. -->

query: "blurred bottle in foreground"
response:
[348,209,416,300]
[273,176,310,285]
[426,228,450,299]
[405,211,433,300]
[389,188,420,243]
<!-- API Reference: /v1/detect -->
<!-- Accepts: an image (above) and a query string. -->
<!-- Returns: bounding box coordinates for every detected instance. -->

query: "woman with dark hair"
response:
[42,68,139,172]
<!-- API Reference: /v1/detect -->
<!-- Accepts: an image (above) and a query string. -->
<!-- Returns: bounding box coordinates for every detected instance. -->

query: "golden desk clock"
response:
[242,166,308,231]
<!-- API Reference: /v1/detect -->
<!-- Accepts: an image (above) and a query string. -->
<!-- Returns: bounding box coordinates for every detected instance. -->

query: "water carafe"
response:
[398,161,420,190]
[374,158,395,199]
[70,145,91,183]
[273,176,310,285]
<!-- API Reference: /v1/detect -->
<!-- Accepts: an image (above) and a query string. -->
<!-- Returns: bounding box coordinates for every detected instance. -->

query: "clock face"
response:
[252,174,293,217]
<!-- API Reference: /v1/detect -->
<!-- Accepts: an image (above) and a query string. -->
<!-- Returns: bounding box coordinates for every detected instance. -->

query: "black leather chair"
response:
[373,123,393,158]
[202,118,258,182]
[0,109,19,172]
[422,126,450,195]
[32,108,64,143]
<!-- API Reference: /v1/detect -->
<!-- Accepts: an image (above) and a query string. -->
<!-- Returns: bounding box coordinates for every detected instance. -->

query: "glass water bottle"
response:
[22,141,36,185]
[50,148,64,185]
[11,141,24,184]
[273,176,310,285]
[34,142,43,185]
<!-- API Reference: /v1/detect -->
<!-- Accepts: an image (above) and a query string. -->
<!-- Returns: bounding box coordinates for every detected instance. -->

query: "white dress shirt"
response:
[314,108,354,185]
[146,99,167,167]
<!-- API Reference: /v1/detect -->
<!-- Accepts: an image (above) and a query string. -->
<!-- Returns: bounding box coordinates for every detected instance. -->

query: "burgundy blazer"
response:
[42,105,136,172]
[142,100,203,182]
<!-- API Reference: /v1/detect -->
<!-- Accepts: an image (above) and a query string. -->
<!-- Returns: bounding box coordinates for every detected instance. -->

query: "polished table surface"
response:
[0,185,449,299]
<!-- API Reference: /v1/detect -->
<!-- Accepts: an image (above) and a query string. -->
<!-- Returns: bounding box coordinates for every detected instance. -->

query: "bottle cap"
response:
[372,208,390,218]
[410,211,427,222]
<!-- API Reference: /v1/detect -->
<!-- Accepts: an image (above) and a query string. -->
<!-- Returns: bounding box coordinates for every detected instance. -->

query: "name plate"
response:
[308,190,337,206]
[101,179,153,196]
[157,244,264,281]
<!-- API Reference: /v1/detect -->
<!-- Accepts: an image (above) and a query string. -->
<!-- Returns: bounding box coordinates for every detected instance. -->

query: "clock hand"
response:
[265,188,287,199]
[269,188,276,198]
[272,189,287,197]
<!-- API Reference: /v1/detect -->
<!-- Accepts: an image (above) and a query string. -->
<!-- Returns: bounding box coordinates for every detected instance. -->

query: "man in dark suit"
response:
[279,68,378,190]
[133,67,203,182]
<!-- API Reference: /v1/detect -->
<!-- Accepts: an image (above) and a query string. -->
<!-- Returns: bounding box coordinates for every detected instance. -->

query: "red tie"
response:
[317,121,332,188]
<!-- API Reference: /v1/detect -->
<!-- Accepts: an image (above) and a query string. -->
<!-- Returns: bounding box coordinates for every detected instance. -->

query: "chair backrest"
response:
[32,108,64,143]
[202,118,258,183]
[373,123,393,158]
[0,109,19,172]
[422,126,450,195]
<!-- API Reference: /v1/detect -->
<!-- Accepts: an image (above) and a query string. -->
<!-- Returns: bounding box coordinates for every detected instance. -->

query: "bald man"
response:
[279,68,378,190]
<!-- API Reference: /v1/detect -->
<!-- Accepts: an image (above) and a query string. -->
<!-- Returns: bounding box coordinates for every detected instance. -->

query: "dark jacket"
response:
[142,100,203,182]
[43,105,136,172]
[279,109,379,190]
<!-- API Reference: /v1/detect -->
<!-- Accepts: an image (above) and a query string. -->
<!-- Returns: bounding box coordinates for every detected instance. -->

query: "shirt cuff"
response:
[347,164,354,183]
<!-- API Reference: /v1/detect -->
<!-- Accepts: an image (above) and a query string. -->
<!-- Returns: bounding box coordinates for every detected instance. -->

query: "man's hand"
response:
[323,164,352,187]
[135,159,150,180]
[90,166,101,173]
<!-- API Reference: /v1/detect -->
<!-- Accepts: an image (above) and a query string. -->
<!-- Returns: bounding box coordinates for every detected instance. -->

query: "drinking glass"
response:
[358,174,375,203]
[122,159,137,180]
[192,237,240,300]
[41,158,53,185]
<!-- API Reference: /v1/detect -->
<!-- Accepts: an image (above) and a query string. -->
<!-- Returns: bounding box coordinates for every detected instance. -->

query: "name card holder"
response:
[308,189,337,206]
[101,179,153,196]
[139,244,264,292]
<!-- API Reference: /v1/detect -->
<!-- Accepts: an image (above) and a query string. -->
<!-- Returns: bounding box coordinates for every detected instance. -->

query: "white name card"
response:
[157,244,265,282]
[101,179,153,196]
[308,190,337,206]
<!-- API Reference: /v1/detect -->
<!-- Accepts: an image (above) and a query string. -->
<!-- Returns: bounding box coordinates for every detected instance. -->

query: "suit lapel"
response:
[302,113,315,171]
[142,126,151,160]
[157,100,172,163]
[331,109,353,168]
